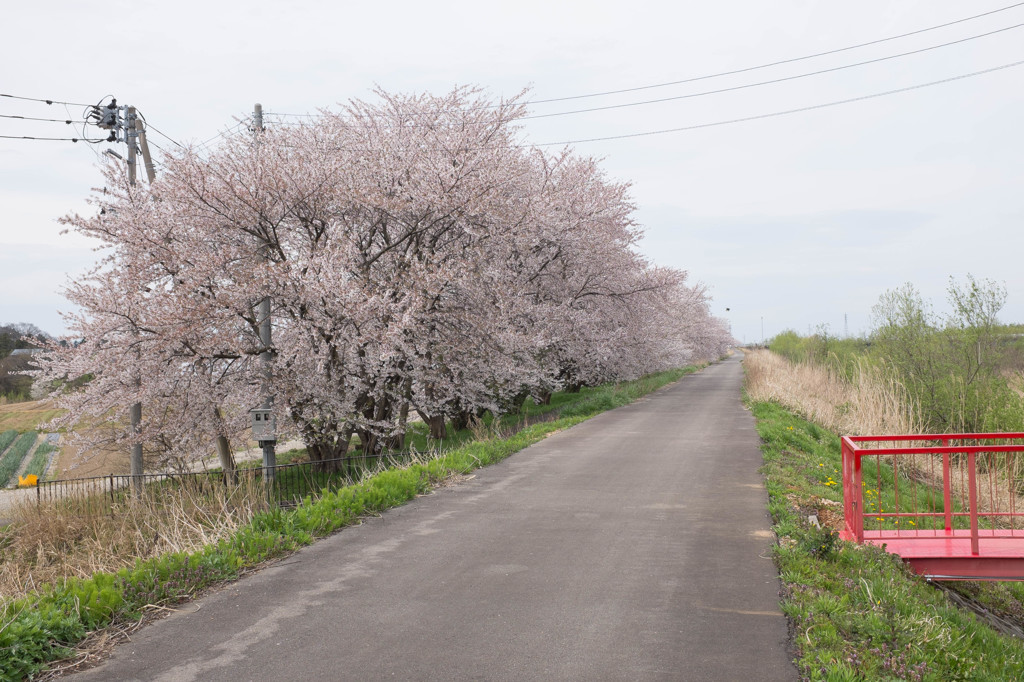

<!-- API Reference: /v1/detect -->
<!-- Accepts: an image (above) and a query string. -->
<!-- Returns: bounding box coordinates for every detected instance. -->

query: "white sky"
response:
[2,0,1022,344]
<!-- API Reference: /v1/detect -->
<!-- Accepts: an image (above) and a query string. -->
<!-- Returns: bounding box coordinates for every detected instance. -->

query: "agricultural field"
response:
[0,429,59,487]
[0,400,64,487]
[0,398,61,433]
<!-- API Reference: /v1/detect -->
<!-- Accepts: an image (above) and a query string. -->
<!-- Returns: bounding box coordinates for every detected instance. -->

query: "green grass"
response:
[751,398,1024,681]
[23,441,55,480]
[0,429,17,456]
[0,431,37,486]
[0,365,698,681]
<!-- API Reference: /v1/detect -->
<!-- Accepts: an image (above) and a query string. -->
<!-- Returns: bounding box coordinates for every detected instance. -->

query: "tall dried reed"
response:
[745,349,1024,524]
[743,349,920,436]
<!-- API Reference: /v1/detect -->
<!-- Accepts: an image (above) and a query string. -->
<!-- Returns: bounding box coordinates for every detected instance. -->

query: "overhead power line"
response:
[257,57,1024,154]
[263,19,1024,130]
[141,120,186,149]
[524,1,1024,105]
[522,21,1024,120]
[0,113,76,124]
[534,58,1024,146]
[0,134,106,142]
[194,120,249,153]
[0,92,93,107]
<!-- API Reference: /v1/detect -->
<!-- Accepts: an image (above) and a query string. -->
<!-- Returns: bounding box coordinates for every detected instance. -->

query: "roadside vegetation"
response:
[0,365,697,681]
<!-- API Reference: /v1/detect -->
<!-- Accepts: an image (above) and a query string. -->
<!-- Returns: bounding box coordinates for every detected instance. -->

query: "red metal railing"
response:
[841,433,1024,556]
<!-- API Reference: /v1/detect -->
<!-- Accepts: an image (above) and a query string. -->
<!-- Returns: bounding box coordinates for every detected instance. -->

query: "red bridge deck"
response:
[840,433,1024,581]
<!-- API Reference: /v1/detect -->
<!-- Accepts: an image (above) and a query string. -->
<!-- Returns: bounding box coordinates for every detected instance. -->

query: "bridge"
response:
[840,433,1024,581]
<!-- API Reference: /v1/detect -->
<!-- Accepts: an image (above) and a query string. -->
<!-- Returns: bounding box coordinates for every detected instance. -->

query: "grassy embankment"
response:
[0,364,700,680]
[746,349,1024,680]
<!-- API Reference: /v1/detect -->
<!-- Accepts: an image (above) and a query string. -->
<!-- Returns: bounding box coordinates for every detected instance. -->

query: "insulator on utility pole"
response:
[90,98,119,129]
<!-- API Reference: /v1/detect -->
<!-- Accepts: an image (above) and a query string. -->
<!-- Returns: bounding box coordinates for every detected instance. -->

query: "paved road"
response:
[73,355,795,681]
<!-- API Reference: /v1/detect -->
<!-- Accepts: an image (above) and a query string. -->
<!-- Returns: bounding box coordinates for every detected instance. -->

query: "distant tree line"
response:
[0,323,50,400]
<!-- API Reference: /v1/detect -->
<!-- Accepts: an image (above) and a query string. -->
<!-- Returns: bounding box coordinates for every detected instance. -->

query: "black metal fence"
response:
[35,450,411,517]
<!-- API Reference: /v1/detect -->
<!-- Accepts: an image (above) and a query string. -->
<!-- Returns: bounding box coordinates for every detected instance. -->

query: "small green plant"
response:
[797,525,839,560]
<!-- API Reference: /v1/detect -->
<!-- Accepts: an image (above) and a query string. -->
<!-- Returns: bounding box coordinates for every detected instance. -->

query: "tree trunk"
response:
[428,414,447,440]
[306,431,352,473]
[386,399,412,451]
[212,407,237,484]
[450,409,473,433]
[537,390,552,405]
[361,430,379,461]
[215,434,237,484]
[416,409,447,440]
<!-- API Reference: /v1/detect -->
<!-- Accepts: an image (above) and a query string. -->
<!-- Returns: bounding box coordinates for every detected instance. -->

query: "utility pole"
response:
[89,99,158,495]
[253,103,277,479]
[136,115,157,184]
[126,106,144,495]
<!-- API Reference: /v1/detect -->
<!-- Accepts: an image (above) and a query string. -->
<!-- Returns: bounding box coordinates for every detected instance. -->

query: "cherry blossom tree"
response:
[40,86,733,474]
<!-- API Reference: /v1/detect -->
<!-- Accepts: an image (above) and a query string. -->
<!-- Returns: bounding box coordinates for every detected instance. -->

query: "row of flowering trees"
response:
[39,87,733,473]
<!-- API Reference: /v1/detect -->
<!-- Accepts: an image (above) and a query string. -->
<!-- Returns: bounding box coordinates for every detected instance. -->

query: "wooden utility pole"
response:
[136,115,157,184]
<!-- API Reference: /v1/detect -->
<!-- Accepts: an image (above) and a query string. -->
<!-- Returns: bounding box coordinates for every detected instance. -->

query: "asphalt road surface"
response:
[73,355,796,681]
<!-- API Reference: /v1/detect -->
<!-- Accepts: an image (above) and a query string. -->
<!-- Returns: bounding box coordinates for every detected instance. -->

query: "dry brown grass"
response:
[0,478,269,602]
[0,399,64,433]
[743,349,921,436]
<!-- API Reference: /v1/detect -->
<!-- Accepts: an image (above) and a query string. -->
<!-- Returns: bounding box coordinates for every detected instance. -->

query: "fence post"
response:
[942,438,953,534]
[853,448,864,542]
[968,451,980,555]
[842,438,856,539]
